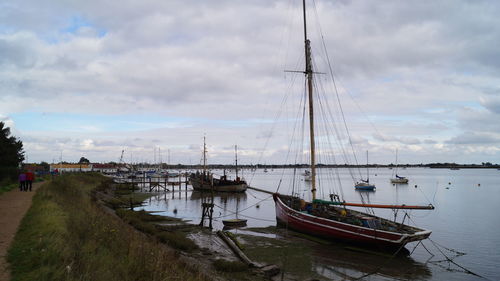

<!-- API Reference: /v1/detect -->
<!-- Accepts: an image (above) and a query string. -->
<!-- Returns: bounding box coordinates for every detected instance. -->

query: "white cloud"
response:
[1,0,500,164]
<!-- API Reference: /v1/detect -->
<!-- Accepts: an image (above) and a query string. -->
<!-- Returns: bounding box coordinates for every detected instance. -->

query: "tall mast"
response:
[366,150,369,182]
[203,136,207,174]
[235,145,238,178]
[303,0,316,200]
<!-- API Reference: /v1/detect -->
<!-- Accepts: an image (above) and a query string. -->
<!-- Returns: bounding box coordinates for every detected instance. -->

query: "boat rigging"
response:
[272,0,434,250]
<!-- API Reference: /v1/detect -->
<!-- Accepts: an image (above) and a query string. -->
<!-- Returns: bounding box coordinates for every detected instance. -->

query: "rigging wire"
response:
[211,195,274,220]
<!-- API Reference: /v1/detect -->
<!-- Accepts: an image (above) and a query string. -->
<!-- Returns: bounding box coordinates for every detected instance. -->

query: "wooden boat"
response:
[190,172,248,192]
[222,218,248,228]
[190,140,247,193]
[274,194,432,249]
[272,0,433,250]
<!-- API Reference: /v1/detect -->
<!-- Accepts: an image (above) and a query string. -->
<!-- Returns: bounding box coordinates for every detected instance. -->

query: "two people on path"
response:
[18,171,35,191]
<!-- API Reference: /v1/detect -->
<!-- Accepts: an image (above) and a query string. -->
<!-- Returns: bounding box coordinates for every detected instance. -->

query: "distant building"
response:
[91,163,118,174]
[50,163,92,173]
[23,164,49,174]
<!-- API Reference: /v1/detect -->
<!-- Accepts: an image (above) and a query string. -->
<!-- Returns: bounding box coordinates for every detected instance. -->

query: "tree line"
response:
[0,121,24,182]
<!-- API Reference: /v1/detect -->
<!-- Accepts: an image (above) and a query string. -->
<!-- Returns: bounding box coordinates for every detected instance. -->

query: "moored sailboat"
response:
[355,151,376,190]
[272,0,433,250]
[391,149,409,184]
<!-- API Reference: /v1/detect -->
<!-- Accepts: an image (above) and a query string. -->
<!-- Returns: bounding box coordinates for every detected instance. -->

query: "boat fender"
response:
[340,209,347,217]
[300,199,306,210]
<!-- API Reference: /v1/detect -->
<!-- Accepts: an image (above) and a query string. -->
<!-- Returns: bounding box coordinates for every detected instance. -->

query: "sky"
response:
[1,0,499,165]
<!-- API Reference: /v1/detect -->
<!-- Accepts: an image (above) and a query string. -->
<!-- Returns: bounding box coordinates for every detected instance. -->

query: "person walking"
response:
[18,172,26,191]
[25,170,35,191]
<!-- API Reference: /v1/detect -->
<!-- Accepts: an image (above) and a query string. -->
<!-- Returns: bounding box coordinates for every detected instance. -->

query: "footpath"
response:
[0,182,43,281]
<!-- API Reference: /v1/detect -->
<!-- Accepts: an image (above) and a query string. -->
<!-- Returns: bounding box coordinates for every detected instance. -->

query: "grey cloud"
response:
[445,132,500,145]
[372,133,421,145]
[479,95,500,115]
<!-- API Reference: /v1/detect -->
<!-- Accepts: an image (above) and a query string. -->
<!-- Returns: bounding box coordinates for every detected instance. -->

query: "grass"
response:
[212,259,247,272]
[102,180,199,252]
[0,182,18,195]
[7,173,206,281]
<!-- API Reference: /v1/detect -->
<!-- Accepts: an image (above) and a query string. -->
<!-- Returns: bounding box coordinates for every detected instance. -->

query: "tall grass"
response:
[0,178,17,194]
[8,173,206,281]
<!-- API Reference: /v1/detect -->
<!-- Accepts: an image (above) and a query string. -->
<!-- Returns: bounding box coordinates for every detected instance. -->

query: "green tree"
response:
[40,161,50,171]
[0,122,25,181]
[78,157,90,164]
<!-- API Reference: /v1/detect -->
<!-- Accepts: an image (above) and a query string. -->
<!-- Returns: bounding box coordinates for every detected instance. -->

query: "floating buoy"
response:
[448,182,451,185]
[173,208,178,214]
[414,185,417,188]
[256,204,260,208]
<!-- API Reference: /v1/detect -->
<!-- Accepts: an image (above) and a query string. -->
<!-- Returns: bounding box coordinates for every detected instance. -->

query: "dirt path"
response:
[0,181,43,281]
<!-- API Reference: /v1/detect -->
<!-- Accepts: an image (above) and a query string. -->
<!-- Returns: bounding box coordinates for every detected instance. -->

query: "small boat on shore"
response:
[222,218,248,228]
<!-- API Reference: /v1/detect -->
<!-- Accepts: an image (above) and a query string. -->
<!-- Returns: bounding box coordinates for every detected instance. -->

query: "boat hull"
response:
[273,194,431,249]
[354,184,376,190]
[391,178,409,184]
[222,219,248,228]
[189,174,247,193]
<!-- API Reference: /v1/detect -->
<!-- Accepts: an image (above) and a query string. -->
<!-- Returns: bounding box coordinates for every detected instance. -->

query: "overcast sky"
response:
[1,0,499,165]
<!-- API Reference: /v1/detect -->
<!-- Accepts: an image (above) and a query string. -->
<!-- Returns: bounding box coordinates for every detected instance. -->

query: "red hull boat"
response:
[273,193,432,249]
[270,0,433,251]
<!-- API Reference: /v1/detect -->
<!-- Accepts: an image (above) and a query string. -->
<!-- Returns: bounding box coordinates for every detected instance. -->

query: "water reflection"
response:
[312,243,432,280]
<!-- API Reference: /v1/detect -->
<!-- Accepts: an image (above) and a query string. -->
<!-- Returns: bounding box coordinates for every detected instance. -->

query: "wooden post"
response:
[199,202,214,229]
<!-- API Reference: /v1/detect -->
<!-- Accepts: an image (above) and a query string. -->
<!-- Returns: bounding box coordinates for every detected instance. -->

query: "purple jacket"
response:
[19,173,26,182]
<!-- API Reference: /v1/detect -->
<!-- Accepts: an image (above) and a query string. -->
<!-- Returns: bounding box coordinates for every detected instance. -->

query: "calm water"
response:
[138,168,500,280]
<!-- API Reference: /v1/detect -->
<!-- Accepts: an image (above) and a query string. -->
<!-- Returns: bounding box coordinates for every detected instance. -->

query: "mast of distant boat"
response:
[203,136,207,175]
[303,0,316,200]
[235,145,239,179]
[366,150,369,183]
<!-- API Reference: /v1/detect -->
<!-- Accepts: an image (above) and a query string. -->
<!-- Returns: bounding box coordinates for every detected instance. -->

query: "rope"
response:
[427,238,489,279]
[211,195,273,220]
[404,215,489,280]
[353,242,407,280]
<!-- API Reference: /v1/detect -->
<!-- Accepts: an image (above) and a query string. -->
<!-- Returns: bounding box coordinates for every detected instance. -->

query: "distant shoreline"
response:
[145,163,500,170]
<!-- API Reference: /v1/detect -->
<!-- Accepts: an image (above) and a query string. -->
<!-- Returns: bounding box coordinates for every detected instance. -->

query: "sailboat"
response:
[303,169,312,181]
[390,149,409,184]
[355,151,376,190]
[189,139,247,193]
[272,0,433,250]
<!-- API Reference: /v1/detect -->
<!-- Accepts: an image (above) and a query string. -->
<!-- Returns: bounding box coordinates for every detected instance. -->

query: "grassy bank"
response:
[0,180,17,195]
[7,173,206,281]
